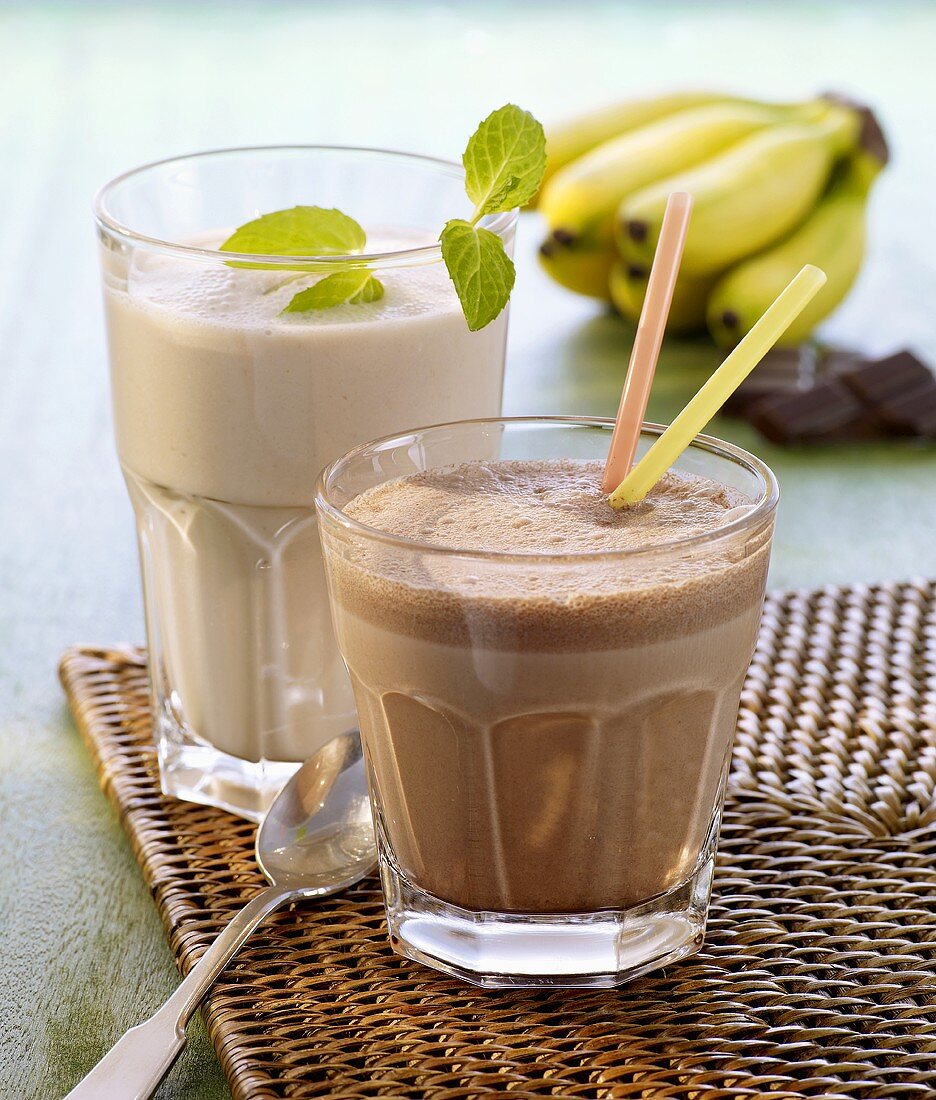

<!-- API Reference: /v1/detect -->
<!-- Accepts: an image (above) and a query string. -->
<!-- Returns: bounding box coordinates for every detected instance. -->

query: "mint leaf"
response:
[463,104,546,216]
[440,219,515,332]
[282,269,384,313]
[220,206,366,268]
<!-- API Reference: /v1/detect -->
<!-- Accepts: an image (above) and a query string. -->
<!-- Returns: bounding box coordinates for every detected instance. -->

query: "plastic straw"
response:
[602,192,693,492]
[608,264,827,508]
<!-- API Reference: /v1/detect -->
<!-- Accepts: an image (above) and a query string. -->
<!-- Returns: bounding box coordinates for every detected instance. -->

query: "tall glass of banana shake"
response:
[96,147,516,819]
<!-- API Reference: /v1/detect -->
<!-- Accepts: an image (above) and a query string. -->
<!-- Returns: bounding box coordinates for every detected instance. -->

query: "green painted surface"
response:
[1,2,933,1096]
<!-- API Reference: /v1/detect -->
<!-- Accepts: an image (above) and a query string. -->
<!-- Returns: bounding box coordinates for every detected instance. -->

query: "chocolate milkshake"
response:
[317,420,777,986]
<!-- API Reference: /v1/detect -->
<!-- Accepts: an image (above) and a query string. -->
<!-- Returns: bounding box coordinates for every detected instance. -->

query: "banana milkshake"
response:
[97,147,516,819]
[104,237,508,806]
[317,420,777,986]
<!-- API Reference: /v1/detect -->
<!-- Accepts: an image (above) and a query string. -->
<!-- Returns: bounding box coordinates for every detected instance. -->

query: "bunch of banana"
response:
[538,90,887,346]
[539,99,838,299]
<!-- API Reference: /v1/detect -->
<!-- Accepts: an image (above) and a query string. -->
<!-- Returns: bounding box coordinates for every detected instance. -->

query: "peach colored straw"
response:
[602,191,693,493]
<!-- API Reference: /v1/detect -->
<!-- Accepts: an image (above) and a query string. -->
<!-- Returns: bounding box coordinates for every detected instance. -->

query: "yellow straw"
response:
[608,264,827,508]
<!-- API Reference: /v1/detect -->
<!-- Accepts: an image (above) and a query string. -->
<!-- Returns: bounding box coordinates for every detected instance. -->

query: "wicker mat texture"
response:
[59,579,936,1099]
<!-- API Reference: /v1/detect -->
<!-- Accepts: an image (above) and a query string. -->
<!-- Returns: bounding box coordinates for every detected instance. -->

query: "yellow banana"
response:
[538,99,838,300]
[609,262,717,334]
[617,106,860,278]
[540,246,617,300]
[540,91,737,197]
[707,145,885,347]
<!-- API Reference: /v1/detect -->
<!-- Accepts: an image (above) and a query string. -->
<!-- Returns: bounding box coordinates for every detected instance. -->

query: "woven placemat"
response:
[60,579,936,1099]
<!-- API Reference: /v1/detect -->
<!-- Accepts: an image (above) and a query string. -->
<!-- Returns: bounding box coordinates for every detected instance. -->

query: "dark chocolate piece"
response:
[821,347,867,377]
[735,346,936,445]
[876,383,936,437]
[837,350,936,437]
[747,378,881,444]
[837,350,933,403]
[723,346,819,416]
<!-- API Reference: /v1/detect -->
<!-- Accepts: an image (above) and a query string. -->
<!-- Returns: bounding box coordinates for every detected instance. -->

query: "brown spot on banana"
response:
[625,219,648,243]
[540,227,579,258]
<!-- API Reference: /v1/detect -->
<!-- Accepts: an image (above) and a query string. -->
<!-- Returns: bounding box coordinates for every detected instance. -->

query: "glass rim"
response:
[93,144,518,269]
[315,416,780,564]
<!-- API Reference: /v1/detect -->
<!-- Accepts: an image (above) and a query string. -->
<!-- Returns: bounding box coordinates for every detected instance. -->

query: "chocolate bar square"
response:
[835,350,936,435]
[747,377,881,444]
[723,346,819,416]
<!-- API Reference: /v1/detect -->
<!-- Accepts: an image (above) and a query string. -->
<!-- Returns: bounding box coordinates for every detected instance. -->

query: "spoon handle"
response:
[64,884,294,1100]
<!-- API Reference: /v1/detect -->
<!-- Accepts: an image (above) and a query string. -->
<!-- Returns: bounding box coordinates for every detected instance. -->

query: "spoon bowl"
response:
[258,732,375,892]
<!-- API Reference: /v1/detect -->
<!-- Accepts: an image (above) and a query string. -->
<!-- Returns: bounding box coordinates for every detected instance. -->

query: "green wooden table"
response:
[2,2,934,1096]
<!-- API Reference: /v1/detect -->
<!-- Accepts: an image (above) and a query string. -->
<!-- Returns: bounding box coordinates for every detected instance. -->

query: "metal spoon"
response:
[66,731,376,1100]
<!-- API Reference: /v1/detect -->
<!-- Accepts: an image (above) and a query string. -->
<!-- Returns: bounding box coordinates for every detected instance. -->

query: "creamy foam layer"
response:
[330,460,772,651]
[346,459,750,554]
[125,228,462,329]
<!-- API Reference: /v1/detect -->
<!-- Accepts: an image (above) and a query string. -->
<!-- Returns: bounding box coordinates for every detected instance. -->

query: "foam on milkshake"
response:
[335,460,767,651]
[346,459,749,553]
[124,228,462,330]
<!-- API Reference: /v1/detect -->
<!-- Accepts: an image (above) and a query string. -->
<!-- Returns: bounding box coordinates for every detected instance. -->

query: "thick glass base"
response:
[155,707,302,822]
[381,856,714,989]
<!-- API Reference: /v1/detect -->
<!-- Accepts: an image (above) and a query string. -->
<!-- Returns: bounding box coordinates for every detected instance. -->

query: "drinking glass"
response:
[95,148,516,819]
[317,417,778,987]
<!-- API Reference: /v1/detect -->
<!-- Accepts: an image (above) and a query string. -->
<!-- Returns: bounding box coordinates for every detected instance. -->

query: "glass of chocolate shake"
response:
[316,417,778,987]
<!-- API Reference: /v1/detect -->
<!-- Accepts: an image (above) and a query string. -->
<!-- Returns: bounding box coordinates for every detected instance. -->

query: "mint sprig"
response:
[441,104,546,331]
[217,104,545,324]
